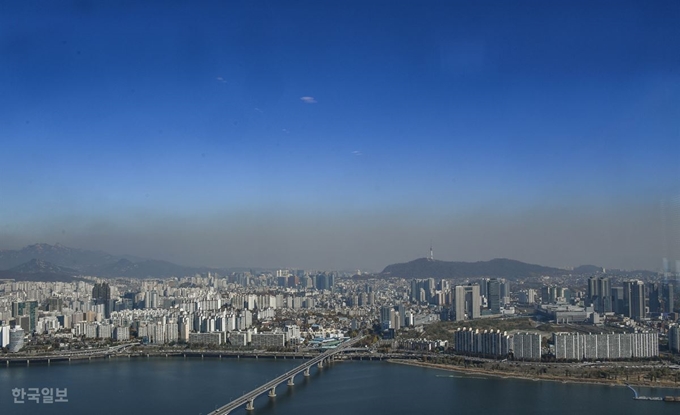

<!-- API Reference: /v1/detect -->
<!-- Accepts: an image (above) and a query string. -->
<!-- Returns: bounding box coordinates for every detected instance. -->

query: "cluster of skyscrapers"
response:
[274,270,336,291]
[585,277,674,320]
[409,278,510,321]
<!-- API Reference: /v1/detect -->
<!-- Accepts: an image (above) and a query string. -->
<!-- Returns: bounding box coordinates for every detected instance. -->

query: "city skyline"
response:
[1,1,679,271]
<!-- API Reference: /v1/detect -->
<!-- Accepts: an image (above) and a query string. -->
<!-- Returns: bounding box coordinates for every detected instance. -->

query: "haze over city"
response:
[1,1,678,271]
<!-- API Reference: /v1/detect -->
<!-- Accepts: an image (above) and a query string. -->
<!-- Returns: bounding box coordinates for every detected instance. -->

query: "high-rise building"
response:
[553,332,658,360]
[114,326,130,342]
[541,286,558,304]
[93,283,113,317]
[587,277,612,313]
[454,285,480,321]
[9,327,25,352]
[0,325,10,348]
[648,283,662,314]
[92,282,111,303]
[315,273,328,291]
[410,279,437,303]
[380,306,393,329]
[611,287,624,314]
[670,325,680,354]
[511,333,542,360]
[499,280,511,304]
[454,327,511,358]
[328,272,335,291]
[624,280,646,320]
[12,301,38,333]
[488,279,501,314]
[662,283,675,313]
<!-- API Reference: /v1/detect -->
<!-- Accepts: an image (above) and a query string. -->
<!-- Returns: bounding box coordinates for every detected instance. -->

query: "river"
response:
[0,357,677,415]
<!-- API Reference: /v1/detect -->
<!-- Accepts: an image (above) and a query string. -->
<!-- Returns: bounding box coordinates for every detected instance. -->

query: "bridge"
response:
[207,336,365,415]
[3,342,140,366]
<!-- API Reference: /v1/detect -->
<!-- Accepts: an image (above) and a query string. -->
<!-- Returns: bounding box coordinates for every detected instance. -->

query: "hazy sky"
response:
[1,1,679,271]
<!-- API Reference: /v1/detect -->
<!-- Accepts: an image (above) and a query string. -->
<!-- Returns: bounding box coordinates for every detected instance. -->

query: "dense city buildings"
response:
[0,263,677,365]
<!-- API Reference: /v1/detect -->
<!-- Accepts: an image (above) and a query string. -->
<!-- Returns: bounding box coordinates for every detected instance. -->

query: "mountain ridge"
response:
[0,243,216,279]
[381,257,566,280]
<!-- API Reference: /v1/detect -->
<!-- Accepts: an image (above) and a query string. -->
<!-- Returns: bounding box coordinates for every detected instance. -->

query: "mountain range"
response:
[0,243,650,282]
[381,257,566,280]
[0,243,217,280]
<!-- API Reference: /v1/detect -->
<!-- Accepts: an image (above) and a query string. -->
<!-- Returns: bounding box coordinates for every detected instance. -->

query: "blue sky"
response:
[1,1,679,270]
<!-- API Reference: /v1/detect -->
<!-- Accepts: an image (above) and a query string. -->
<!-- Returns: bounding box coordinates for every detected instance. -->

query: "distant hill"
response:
[0,243,217,279]
[381,258,565,280]
[0,243,129,270]
[9,258,78,274]
[572,265,604,274]
[0,259,83,282]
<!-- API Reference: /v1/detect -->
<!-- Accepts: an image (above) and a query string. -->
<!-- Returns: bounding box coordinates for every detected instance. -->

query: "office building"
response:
[587,277,612,313]
[662,283,675,313]
[488,279,501,314]
[380,306,393,329]
[12,301,38,332]
[9,327,24,353]
[454,285,480,321]
[624,281,646,321]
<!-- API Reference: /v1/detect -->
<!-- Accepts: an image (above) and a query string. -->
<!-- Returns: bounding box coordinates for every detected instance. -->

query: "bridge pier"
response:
[27,360,29,367]
[48,359,50,365]
[208,338,362,415]
[6,360,8,367]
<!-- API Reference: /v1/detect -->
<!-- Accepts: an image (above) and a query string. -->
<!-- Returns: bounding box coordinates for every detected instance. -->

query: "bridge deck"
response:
[207,336,364,415]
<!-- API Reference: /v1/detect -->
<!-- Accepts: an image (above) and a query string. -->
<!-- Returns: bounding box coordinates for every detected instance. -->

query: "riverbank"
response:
[388,359,680,390]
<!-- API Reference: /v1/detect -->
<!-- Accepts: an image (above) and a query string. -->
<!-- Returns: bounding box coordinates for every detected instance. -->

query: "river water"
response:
[0,357,677,415]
